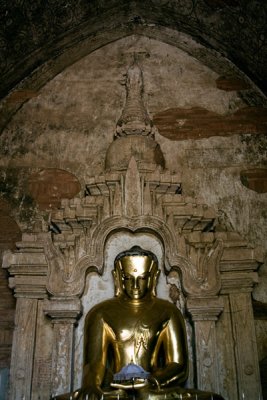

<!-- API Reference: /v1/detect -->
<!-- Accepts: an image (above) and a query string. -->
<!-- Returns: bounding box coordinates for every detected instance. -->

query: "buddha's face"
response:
[120,256,152,300]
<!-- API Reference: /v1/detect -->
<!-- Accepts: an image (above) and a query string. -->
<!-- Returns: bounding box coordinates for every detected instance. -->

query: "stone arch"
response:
[1,24,250,134]
[46,215,179,297]
[46,213,223,300]
[86,215,223,298]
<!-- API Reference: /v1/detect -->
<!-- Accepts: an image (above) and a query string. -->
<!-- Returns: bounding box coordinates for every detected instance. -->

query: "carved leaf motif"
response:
[172,239,223,296]
[45,236,89,296]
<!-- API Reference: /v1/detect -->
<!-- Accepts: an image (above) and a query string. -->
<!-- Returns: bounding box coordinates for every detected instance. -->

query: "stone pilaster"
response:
[186,296,224,393]
[9,298,38,400]
[221,272,262,400]
[44,298,82,397]
[215,294,238,400]
[31,301,54,400]
[2,239,48,400]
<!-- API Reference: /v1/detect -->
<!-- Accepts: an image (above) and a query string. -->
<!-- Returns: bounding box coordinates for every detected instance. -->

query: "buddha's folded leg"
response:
[135,387,224,400]
[53,387,224,400]
[53,389,80,399]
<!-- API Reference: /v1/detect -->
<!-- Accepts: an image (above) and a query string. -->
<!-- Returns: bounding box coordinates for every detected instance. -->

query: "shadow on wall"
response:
[0,368,9,400]
[260,357,267,400]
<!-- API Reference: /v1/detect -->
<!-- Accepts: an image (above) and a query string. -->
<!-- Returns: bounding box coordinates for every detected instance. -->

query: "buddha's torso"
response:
[86,297,175,371]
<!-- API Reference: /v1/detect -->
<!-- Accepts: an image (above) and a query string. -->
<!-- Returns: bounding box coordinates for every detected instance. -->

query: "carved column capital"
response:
[218,234,263,295]
[43,297,82,323]
[186,296,224,321]
[2,234,48,299]
[8,275,48,299]
[220,271,258,294]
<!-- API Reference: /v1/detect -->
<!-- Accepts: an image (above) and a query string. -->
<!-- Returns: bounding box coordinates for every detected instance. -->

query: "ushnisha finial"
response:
[116,60,153,138]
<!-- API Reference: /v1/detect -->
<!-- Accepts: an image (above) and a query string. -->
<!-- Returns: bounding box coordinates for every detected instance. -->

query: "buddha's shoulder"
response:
[86,298,120,316]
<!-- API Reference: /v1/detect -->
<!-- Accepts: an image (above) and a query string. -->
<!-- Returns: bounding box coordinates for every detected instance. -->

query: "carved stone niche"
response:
[2,202,263,400]
[46,210,226,396]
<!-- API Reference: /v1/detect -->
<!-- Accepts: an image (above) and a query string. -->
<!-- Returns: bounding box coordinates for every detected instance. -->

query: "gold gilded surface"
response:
[56,247,224,400]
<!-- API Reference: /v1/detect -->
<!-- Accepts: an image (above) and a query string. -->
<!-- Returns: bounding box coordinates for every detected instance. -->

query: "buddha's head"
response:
[113,246,160,299]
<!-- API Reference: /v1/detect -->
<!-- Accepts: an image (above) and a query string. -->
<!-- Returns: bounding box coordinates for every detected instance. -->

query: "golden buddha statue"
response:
[56,246,224,400]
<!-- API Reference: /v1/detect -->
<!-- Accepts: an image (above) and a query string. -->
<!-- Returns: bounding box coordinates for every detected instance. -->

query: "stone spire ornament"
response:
[105,61,165,172]
[115,61,153,138]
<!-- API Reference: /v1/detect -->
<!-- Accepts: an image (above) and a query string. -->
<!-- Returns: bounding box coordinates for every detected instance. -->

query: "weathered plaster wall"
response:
[0,35,244,174]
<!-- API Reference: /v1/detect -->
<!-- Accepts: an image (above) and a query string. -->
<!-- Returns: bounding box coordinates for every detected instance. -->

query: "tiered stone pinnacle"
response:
[115,61,153,138]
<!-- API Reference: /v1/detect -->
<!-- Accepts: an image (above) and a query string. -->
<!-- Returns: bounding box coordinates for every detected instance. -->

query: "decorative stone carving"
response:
[105,135,165,172]
[105,62,165,172]
[115,61,153,138]
[3,233,48,298]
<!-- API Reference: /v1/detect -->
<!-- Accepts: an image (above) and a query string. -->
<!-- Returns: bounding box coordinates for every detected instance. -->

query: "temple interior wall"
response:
[0,35,266,399]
